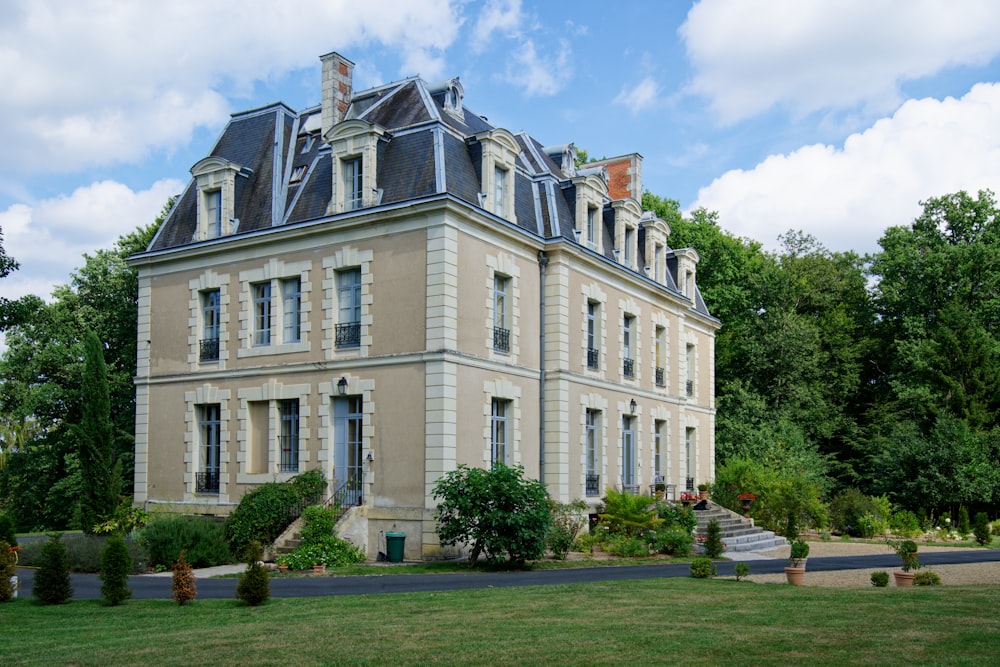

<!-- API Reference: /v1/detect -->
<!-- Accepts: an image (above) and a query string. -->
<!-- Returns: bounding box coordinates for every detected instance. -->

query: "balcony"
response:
[587,347,599,369]
[195,471,220,493]
[199,338,220,362]
[585,473,600,496]
[278,436,298,473]
[686,379,694,397]
[655,366,665,386]
[336,322,361,348]
[493,326,510,352]
[623,357,634,378]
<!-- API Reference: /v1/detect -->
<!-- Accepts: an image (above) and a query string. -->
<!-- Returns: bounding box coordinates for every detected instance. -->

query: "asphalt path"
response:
[14,548,1000,600]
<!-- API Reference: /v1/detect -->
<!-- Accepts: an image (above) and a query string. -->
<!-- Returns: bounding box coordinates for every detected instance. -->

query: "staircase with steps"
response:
[694,502,789,553]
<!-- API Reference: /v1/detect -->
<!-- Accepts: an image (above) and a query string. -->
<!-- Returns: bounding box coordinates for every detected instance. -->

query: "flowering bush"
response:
[277,536,365,570]
[679,492,699,502]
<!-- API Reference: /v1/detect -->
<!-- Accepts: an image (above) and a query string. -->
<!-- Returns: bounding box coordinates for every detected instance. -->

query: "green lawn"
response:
[2,578,998,666]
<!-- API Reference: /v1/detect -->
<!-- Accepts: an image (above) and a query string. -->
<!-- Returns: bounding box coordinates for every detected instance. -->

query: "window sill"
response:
[237,341,310,358]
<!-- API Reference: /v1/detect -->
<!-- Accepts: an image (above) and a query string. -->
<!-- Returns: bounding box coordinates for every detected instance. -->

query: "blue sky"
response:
[3,0,1000,305]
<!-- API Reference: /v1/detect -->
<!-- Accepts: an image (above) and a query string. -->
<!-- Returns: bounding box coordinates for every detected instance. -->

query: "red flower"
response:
[738,493,756,501]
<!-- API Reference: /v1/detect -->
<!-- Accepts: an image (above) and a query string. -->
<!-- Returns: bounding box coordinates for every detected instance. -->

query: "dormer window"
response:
[290,165,308,184]
[586,206,597,248]
[494,165,507,216]
[191,157,241,242]
[611,199,642,270]
[572,167,608,253]
[325,119,389,215]
[473,128,519,221]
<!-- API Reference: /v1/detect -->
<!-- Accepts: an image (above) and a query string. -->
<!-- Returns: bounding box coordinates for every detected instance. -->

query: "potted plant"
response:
[784,539,809,585]
[654,482,666,500]
[697,483,709,501]
[887,539,920,586]
[679,491,698,507]
[738,493,755,517]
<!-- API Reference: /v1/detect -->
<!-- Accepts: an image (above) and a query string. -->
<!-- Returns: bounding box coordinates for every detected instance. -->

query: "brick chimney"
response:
[320,51,354,138]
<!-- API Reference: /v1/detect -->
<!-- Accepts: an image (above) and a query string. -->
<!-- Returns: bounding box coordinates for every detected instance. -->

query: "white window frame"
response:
[282,277,302,343]
[252,282,272,347]
[491,398,509,467]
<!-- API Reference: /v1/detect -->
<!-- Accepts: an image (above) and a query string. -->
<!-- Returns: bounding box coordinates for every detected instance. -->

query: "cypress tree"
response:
[99,535,132,605]
[34,534,72,604]
[77,330,119,532]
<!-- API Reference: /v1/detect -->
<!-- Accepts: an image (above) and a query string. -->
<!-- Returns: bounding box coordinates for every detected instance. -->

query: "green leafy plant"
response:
[547,500,586,560]
[913,570,941,586]
[886,538,920,572]
[702,518,726,558]
[139,514,230,569]
[607,535,648,558]
[598,488,661,536]
[33,534,73,604]
[92,499,150,536]
[957,506,970,534]
[225,469,327,556]
[99,534,132,606]
[697,483,708,493]
[433,464,551,567]
[299,505,337,544]
[972,512,992,546]
[0,514,16,547]
[0,541,17,601]
[277,535,365,570]
[870,571,890,587]
[236,541,270,606]
[689,556,716,578]
[647,525,695,556]
[790,539,810,561]
[830,488,882,537]
[734,561,750,581]
[889,509,922,538]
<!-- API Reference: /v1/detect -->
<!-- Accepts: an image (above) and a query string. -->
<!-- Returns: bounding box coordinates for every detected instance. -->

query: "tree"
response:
[99,534,132,605]
[433,464,551,567]
[33,534,72,604]
[172,550,197,605]
[76,330,119,532]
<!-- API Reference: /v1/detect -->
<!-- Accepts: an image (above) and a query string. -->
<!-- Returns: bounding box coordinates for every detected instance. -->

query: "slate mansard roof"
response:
[146,69,712,318]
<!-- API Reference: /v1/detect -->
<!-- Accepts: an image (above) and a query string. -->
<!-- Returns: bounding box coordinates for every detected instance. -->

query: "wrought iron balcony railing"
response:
[686,379,694,397]
[196,471,220,493]
[587,347,599,369]
[335,322,361,348]
[278,436,298,473]
[493,326,510,352]
[655,366,665,386]
[585,473,600,496]
[199,338,220,362]
[623,357,634,378]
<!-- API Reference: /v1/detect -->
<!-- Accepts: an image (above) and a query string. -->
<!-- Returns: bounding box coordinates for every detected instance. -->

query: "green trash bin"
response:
[385,532,406,563]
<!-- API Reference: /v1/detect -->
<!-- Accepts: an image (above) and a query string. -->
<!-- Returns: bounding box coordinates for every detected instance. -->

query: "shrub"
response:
[16,533,147,574]
[34,534,72,604]
[547,500,586,560]
[973,513,992,546]
[278,535,365,570]
[887,538,920,572]
[299,506,337,545]
[957,506,970,534]
[172,550,197,605]
[790,539,810,560]
[655,502,698,533]
[236,541,270,606]
[607,535,648,558]
[289,469,328,501]
[140,515,230,569]
[647,525,695,556]
[92,499,150,536]
[890,509,922,538]
[702,519,725,558]
[0,541,17,602]
[870,571,890,587]
[830,489,881,537]
[225,483,301,556]
[99,535,132,606]
[433,464,551,567]
[0,514,16,546]
[599,489,661,536]
[914,570,941,586]
[734,562,750,581]
[689,556,716,578]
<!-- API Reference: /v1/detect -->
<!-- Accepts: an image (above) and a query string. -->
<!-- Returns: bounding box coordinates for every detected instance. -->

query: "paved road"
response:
[14,548,1000,600]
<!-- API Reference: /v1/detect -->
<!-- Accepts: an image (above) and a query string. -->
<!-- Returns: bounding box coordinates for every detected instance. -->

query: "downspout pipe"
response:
[537,250,549,485]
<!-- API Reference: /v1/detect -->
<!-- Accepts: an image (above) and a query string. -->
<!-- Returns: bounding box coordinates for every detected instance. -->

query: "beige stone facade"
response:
[131,53,718,560]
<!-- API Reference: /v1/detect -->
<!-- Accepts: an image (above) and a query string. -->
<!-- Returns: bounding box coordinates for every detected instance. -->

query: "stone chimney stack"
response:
[320,51,354,138]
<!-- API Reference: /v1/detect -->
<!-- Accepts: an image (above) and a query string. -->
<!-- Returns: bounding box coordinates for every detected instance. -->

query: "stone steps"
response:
[694,502,789,553]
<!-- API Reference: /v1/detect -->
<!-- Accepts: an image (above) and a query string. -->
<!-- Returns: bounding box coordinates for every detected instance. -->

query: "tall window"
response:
[586,409,600,496]
[622,416,636,491]
[200,289,220,361]
[493,275,509,352]
[654,244,663,282]
[654,420,666,478]
[685,427,696,491]
[586,206,597,246]
[337,268,362,348]
[279,399,299,473]
[491,398,509,466]
[686,344,695,397]
[623,227,633,265]
[197,404,221,493]
[586,300,599,369]
[334,395,364,506]
[206,190,222,239]
[493,165,506,216]
[344,156,364,211]
[281,277,301,343]
[623,314,635,378]
[253,282,272,346]
[654,326,666,387]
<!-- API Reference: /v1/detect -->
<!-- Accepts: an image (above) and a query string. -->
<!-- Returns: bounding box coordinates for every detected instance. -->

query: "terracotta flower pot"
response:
[893,571,915,586]
[784,566,805,586]
[699,491,708,500]
[312,563,326,574]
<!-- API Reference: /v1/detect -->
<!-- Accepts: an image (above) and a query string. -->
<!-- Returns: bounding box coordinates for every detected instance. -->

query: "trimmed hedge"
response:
[140,515,230,569]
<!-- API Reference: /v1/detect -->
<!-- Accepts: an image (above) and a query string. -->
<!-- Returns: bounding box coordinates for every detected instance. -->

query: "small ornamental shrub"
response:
[277,535,365,570]
[290,469,328,501]
[299,506,337,545]
[140,515,230,569]
[734,562,750,581]
[236,541,270,606]
[547,500,586,560]
[913,570,941,586]
[890,509,922,538]
[598,489,661,537]
[689,556,716,578]
[957,506,970,534]
[790,539,810,560]
[172,551,197,605]
[887,538,920,572]
[870,571,890,587]
[830,488,880,537]
[34,534,73,604]
[702,519,726,558]
[647,525,695,556]
[99,535,132,606]
[0,541,17,602]
[0,514,16,547]
[973,512,992,546]
[607,535,648,558]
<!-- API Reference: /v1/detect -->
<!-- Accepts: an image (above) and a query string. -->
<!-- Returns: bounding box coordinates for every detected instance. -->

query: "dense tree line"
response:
[644,189,1000,518]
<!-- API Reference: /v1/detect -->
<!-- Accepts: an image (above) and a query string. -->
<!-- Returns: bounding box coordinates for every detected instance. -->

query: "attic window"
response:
[290,165,307,184]
[300,135,315,154]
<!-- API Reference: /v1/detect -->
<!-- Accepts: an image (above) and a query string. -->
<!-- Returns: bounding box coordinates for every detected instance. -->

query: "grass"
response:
[2,578,999,666]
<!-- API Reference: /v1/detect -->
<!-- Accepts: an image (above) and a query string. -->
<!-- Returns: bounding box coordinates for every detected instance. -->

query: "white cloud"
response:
[691,83,1000,255]
[0,0,463,173]
[680,0,1000,123]
[503,38,573,96]
[471,0,524,52]
[613,77,660,114]
[0,178,183,301]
